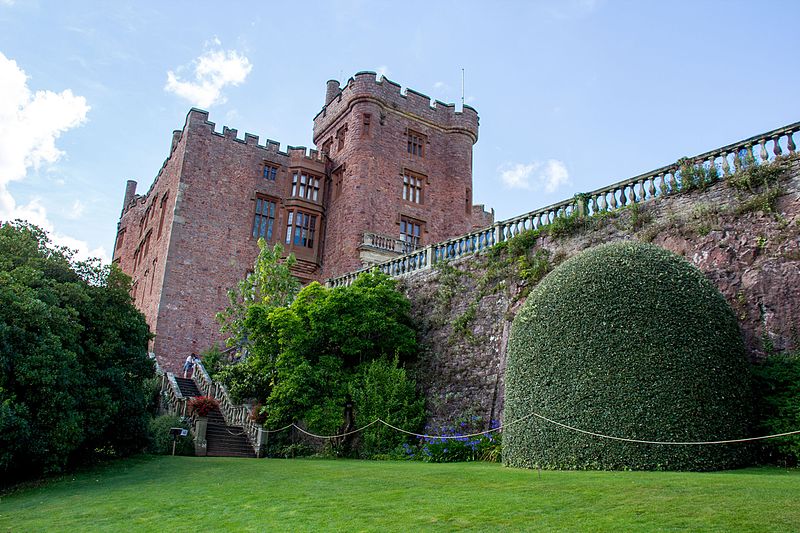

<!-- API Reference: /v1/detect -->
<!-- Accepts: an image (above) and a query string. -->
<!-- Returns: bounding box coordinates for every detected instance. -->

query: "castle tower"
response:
[312,72,480,278]
[113,72,483,371]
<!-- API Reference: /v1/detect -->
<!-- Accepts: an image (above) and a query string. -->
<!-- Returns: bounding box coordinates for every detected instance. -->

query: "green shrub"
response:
[0,222,153,481]
[504,241,754,471]
[349,356,425,458]
[147,415,194,456]
[751,353,800,465]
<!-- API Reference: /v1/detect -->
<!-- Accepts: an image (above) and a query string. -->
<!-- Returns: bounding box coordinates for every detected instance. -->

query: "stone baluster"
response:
[647,176,656,199]
[788,130,796,154]
[772,135,782,157]
[721,153,730,176]
[759,138,769,163]
[707,156,716,182]
[608,189,618,210]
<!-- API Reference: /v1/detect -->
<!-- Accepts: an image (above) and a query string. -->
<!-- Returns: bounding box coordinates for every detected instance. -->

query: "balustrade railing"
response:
[327,120,799,288]
[154,359,191,420]
[361,232,417,254]
[193,362,262,456]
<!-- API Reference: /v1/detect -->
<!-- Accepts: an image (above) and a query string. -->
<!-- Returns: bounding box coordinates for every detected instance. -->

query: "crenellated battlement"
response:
[186,108,325,162]
[313,71,479,144]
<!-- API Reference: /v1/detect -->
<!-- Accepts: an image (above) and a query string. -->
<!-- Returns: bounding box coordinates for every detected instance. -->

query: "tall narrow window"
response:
[285,210,317,248]
[337,125,347,151]
[263,164,278,181]
[142,231,152,259]
[252,197,277,240]
[291,172,320,201]
[400,217,422,252]
[402,173,423,204]
[362,113,371,136]
[157,193,168,239]
[150,258,157,295]
[407,130,425,157]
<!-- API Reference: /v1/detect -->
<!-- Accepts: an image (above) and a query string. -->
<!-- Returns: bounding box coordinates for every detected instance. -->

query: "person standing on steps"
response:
[183,352,198,378]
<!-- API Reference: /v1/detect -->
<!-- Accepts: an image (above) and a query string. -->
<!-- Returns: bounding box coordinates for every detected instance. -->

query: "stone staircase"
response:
[173,376,256,458]
[174,376,201,397]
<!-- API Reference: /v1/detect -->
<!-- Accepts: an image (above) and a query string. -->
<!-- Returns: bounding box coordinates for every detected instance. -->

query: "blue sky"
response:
[1,0,798,262]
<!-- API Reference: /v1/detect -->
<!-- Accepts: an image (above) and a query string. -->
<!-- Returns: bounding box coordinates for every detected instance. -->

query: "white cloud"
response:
[433,81,446,90]
[498,160,571,193]
[65,199,85,220]
[376,65,390,79]
[0,52,105,262]
[165,46,252,108]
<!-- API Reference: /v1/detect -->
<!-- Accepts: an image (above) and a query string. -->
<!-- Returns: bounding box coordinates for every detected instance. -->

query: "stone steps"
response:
[172,377,256,458]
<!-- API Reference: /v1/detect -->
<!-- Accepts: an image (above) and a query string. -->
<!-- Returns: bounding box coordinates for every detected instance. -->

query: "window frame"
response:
[399,216,423,253]
[263,163,278,181]
[252,196,278,241]
[285,209,317,249]
[407,129,426,157]
[402,171,425,204]
[290,171,321,202]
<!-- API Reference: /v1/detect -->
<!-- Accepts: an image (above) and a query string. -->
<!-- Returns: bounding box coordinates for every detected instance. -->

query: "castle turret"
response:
[122,180,137,214]
[325,80,341,105]
[313,71,479,278]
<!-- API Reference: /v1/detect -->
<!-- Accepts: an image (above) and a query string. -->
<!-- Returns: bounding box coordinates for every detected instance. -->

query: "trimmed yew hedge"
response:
[503,241,754,471]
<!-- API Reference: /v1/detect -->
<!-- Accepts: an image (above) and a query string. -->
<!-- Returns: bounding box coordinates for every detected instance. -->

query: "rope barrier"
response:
[259,411,800,446]
[289,419,382,440]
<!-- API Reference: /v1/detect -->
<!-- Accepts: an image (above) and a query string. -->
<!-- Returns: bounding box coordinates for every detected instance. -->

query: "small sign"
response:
[180,429,189,437]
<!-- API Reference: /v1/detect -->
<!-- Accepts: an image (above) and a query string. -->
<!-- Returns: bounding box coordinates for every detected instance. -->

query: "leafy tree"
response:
[216,239,300,350]
[217,268,424,456]
[0,222,153,482]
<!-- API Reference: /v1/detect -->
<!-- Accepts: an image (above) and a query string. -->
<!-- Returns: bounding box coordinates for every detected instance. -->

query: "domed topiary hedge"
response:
[503,241,753,471]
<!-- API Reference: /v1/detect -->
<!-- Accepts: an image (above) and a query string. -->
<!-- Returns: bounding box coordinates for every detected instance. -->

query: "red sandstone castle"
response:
[113,72,492,371]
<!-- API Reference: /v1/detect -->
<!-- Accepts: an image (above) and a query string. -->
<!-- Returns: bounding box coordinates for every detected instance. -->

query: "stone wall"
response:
[400,157,800,427]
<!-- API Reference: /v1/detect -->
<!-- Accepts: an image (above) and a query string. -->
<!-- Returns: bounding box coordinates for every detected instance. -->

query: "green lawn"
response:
[1,457,798,532]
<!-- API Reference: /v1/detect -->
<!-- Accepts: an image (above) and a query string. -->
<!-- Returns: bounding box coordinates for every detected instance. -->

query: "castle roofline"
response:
[313,71,479,145]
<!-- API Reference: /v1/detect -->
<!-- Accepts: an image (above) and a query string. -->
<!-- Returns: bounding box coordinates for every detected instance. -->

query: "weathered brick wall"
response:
[313,72,479,279]
[113,123,187,355]
[114,109,326,371]
[401,160,800,427]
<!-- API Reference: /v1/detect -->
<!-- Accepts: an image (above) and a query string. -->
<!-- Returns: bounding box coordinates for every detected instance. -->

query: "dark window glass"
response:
[253,198,276,240]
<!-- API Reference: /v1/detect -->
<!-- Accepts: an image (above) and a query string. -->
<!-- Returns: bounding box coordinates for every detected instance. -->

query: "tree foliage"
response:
[750,353,800,465]
[0,222,153,481]
[217,268,423,457]
[503,241,754,471]
[216,239,300,350]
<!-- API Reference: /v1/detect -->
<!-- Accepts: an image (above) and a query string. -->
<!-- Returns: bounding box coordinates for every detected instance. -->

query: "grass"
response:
[1,457,799,532]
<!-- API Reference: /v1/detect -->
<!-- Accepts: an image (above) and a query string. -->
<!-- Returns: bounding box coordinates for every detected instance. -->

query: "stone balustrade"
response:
[361,231,416,254]
[154,359,190,418]
[327,120,799,288]
[194,362,263,456]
